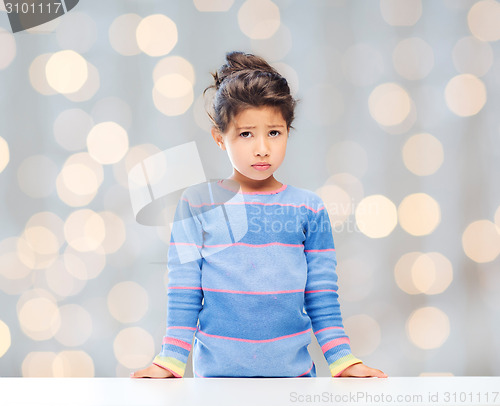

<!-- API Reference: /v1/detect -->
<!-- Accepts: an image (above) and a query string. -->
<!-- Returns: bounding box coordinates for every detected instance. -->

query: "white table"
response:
[1,377,499,406]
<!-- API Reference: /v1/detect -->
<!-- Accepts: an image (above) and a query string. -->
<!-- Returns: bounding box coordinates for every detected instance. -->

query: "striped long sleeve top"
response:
[152,180,362,378]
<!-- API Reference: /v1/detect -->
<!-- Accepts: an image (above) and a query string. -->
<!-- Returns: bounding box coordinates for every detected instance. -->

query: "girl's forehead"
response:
[231,106,286,126]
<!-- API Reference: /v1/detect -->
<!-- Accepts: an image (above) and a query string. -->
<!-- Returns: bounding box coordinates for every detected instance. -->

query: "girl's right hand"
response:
[130,364,176,378]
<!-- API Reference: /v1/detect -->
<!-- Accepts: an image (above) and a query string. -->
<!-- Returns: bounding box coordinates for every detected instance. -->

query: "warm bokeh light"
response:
[54,304,93,347]
[16,234,58,270]
[342,43,384,86]
[344,314,381,356]
[18,294,61,341]
[452,36,493,77]
[22,226,59,256]
[87,121,129,165]
[107,281,149,323]
[445,74,487,117]
[153,56,196,86]
[109,14,142,56]
[355,195,398,238]
[468,0,500,42]
[194,0,234,12]
[153,74,194,116]
[63,245,107,280]
[326,141,368,179]
[402,133,444,176]
[53,351,95,377]
[325,173,364,205]
[99,211,126,254]
[0,136,9,174]
[17,155,58,198]
[45,50,88,94]
[316,185,352,226]
[29,54,58,96]
[393,37,434,80]
[238,0,280,39]
[22,352,57,377]
[64,209,106,252]
[407,306,450,349]
[45,258,87,297]
[0,27,16,70]
[396,251,453,295]
[462,219,500,263]
[54,109,93,151]
[0,237,32,280]
[113,327,155,369]
[56,12,97,54]
[136,14,178,57]
[369,82,411,126]
[57,152,103,205]
[0,320,11,357]
[398,193,441,236]
[63,61,100,102]
[380,0,422,26]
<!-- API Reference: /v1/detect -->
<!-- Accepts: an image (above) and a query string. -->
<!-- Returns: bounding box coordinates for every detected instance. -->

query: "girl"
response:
[131,51,387,379]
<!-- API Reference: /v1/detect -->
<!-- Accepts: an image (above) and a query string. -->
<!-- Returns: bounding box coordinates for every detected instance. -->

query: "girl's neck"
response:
[224,173,283,193]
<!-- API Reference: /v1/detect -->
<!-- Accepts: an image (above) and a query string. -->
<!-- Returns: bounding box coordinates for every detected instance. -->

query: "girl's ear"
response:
[211,127,226,150]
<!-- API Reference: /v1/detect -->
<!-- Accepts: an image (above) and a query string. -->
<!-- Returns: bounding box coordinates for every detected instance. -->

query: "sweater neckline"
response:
[216,179,288,195]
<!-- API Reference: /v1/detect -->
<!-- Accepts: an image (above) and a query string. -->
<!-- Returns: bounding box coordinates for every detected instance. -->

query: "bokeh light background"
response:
[1,0,500,377]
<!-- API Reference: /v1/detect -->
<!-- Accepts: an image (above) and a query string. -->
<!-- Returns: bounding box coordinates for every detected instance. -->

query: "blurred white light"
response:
[87,122,129,165]
[0,136,10,174]
[53,351,95,377]
[113,327,155,369]
[380,0,422,26]
[393,37,434,80]
[107,281,149,323]
[238,0,280,39]
[63,61,100,102]
[355,195,398,238]
[445,74,487,117]
[64,209,106,252]
[462,220,500,263]
[0,27,16,70]
[0,320,11,357]
[407,307,450,349]
[45,50,88,94]
[369,83,411,126]
[402,133,444,176]
[468,0,500,42]
[136,14,178,57]
[109,14,142,56]
[398,193,441,236]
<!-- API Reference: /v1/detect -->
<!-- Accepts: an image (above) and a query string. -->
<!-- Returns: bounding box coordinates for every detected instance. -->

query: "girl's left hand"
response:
[339,363,388,378]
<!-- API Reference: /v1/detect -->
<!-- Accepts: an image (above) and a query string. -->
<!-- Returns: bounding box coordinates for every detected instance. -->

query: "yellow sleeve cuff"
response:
[329,353,363,377]
[152,355,186,378]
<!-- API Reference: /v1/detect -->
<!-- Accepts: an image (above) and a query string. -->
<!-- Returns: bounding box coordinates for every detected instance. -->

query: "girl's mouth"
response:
[252,164,271,171]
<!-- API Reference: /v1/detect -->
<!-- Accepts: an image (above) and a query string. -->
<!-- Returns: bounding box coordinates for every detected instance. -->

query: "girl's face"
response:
[211,106,289,188]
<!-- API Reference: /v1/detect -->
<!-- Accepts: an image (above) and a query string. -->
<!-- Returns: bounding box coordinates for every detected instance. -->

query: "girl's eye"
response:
[269,130,281,137]
[239,132,252,138]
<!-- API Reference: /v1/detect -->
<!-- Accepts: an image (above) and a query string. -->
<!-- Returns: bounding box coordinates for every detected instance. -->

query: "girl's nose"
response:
[255,135,270,156]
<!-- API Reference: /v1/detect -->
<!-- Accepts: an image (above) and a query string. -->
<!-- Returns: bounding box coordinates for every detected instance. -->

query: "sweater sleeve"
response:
[152,191,204,377]
[303,198,362,377]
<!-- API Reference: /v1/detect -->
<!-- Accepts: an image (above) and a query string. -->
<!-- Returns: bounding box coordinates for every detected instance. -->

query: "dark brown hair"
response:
[203,51,298,134]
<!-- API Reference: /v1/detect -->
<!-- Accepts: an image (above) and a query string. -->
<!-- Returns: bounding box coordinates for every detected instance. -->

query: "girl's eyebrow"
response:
[236,124,286,129]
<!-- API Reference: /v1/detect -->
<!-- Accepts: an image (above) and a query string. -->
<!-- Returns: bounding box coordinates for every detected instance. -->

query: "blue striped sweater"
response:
[153,180,362,377]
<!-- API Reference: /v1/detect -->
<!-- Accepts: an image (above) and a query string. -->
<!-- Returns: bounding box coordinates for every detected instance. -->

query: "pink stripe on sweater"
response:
[168,286,202,290]
[321,337,350,353]
[203,287,303,295]
[167,326,197,331]
[296,363,314,377]
[305,289,337,294]
[198,328,310,343]
[315,326,343,335]
[162,337,192,351]
[204,242,303,248]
